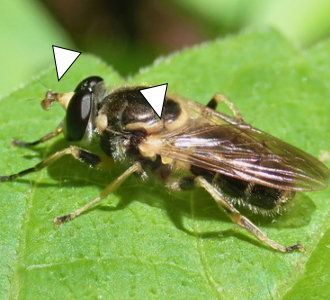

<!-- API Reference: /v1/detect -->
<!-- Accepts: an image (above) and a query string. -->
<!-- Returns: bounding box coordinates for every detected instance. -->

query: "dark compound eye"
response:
[65,89,93,141]
[74,76,104,92]
[64,76,104,141]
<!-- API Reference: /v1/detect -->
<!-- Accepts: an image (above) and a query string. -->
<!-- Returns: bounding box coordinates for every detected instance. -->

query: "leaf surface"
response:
[0,29,329,300]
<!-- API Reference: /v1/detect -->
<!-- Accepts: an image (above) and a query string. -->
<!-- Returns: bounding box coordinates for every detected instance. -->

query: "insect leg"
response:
[195,176,304,253]
[12,125,63,147]
[0,146,103,181]
[54,162,142,226]
[207,94,245,123]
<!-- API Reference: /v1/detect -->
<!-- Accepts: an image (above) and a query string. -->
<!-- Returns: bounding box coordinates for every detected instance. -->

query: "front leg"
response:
[0,146,103,181]
[1,145,142,225]
[12,125,63,147]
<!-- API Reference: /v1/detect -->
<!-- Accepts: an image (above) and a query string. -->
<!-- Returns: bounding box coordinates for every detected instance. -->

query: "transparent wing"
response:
[154,100,330,191]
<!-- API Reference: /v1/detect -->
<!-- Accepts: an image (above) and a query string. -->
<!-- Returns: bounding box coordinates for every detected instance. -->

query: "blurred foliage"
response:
[174,0,330,46]
[0,0,71,97]
[1,0,330,97]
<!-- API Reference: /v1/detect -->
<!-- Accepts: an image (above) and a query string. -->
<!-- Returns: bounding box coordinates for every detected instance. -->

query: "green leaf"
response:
[0,29,329,300]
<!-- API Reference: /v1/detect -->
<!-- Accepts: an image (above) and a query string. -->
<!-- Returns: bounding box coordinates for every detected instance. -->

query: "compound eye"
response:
[65,89,92,141]
[74,76,104,92]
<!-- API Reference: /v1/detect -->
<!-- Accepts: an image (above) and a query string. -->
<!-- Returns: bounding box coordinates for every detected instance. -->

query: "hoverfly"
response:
[1,76,329,253]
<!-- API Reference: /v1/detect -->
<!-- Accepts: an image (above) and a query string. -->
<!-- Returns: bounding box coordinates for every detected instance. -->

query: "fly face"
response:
[1,76,329,253]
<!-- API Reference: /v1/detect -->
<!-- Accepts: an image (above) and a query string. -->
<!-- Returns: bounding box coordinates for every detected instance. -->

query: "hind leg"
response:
[195,176,304,253]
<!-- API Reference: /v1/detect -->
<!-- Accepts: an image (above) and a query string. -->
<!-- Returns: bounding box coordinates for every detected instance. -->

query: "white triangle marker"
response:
[140,84,168,119]
[52,45,81,81]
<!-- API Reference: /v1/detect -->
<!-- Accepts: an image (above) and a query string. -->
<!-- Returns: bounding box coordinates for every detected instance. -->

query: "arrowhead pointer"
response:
[52,45,81,81]
[139,84,168,119]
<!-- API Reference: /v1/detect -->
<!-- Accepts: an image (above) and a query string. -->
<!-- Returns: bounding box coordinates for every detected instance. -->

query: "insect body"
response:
[1,76,329,253]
